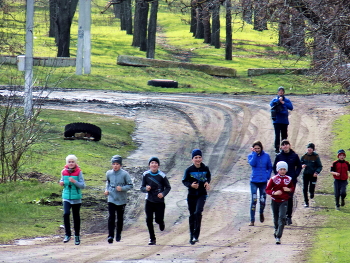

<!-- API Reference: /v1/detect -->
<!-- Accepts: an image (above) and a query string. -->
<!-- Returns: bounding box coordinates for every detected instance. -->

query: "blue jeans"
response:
[250,182,267,222]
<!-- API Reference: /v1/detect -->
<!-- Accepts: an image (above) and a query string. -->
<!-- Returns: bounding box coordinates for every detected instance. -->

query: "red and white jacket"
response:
[266,174,295,202]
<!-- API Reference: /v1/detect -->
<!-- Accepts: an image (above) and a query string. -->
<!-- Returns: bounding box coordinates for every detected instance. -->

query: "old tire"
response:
[64,122,102,141]
[147,79,178,88]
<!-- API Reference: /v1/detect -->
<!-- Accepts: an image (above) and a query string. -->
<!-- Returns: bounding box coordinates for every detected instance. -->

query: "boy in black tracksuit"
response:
[140,157,171,245]
[182,149,211,245]
[300,143,322,207]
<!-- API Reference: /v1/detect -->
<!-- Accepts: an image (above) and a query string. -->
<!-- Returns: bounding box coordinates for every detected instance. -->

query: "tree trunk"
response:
[49,0,56,38]
[290,9,306,56]
[132,0,141,47]
[253,0,268,31]
[225,0,232,60]
[211,1,220,48]
[242,0,253,24]
[195,6,204,39]
[147,0,158,58]
[120,1,126,31]
[139,1,149,52]
[113,3,121,19]
[125,0,133,35]
[190,2,197,36]
[55,0,79,57]
[202,4,211,43]
[278,10,291,48]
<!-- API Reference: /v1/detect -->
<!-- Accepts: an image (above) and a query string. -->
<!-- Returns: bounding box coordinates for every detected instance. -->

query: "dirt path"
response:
[0,91,347,262]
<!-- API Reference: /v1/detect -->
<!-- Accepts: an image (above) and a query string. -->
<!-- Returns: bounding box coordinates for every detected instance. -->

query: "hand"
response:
[59,181,64,186]
[146,185,151,191]
[191,182,199,189]
[279,97,285,104]
[283,187,290,192]
[204,182,210,191]
[104,191,109,196]
[157,193,164,198]
[69,177,76,183]
[313,173,318,177]
[302,164,306,169]
[116,186,122,191]
[274,190,283,195]
[334,172,340,176]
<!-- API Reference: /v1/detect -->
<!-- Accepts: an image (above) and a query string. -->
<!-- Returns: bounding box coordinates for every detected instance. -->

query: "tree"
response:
[253,0,268,31]
[0,87,45,183]
[225,0,232,60]
[147,0,159,58]
[211,0,220,48]
[49,0,79,57]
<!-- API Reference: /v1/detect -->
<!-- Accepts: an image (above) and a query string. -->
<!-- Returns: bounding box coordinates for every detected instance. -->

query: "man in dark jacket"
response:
[300,143,323,207]
[270,86,294,153]
[273,140,302,225]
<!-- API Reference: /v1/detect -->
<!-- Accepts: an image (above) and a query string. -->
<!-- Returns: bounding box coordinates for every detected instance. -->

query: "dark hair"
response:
[252,140,263,151]
[281,139,290,146]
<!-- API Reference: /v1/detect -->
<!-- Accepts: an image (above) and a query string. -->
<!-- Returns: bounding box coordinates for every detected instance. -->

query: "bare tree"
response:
[211,0,221,48]
[0,87,45,183]
[147,0,159,58]
[225,0,232,60]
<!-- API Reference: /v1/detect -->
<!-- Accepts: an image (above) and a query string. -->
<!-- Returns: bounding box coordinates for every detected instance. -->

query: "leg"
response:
[115,204,126,241]
[250,182,258,224]
[145,200,156,242]
[276,201,288,238]
[280,123,288,141]
[154,202,165,231]
[108,202,116,238]
[309,176,318,199]
[187,196,197,241]
[340,180,348,206]
[303,175,310,205]
[258,183,267,222]
[334,180,340,208]
[63,201,72,237]
[271,200,279,236]
[273,123,282,152]
[193,195,207,240]
[71,203,81,236]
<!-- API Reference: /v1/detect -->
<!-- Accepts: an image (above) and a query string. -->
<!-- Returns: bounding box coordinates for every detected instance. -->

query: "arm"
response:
[182,169,192,189]
[160,176,171,198]
[248,152,258,167]
[104,172,109,195]
[140,173,148,193]
[266,155,273,180]
[73,172,85,189]
[119,172,133,192]
[315,156,323,174]
[284,98,293,111]
[294,155,302,177]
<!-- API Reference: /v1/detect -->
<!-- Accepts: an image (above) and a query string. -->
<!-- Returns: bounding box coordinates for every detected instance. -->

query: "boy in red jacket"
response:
[330,149,350,210]
[266,161,294,244]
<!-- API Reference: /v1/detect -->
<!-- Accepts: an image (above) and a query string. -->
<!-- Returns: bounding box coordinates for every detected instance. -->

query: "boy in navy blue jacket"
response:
[140,157,171,245]
[182,149,211,245]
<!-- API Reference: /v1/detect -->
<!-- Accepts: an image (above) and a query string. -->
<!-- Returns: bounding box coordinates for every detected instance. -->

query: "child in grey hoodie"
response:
[104,155,133,243]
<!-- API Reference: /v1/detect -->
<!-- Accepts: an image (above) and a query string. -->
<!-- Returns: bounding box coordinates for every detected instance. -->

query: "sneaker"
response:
[275,149,280,153]
[310,193,314,199]
[148,239,156,245]
[341,199,345,206]
[287,217,292,225]
[107,236,113,244]
[304,203,309,207]
[248,222,254,226]
[116,233,121,242]
[336,206,340,211]
[192,237,199,243]
[260,214,264,223]
[159,222,165,231]
[63,235,71,243]
[74,236,80,245]
[275,237,281,244]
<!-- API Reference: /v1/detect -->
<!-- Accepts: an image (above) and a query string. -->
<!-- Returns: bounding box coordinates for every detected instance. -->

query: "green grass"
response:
[0,109,135,244]
[307,114,350,262]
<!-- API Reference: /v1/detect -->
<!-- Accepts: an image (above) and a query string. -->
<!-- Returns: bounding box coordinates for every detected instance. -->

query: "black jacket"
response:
[273,149,302,183]
[182,163,211,196]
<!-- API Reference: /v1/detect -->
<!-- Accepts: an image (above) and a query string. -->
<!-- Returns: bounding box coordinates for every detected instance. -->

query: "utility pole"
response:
[76,0,91,75]
[24,0,34,118]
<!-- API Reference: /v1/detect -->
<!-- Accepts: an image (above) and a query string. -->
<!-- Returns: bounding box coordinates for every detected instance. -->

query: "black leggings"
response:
[145,200,165,240]
[108,203,126,238]
[63,201,81,236]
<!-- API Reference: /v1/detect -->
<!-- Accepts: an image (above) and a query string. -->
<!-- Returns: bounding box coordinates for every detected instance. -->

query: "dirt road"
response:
[0,91,347,262]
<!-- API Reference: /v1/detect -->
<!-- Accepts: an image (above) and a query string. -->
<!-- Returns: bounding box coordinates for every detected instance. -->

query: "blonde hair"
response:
[66,154,78,164]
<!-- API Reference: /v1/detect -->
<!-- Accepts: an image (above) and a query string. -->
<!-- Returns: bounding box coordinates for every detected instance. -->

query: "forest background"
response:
[0,0,350,262]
